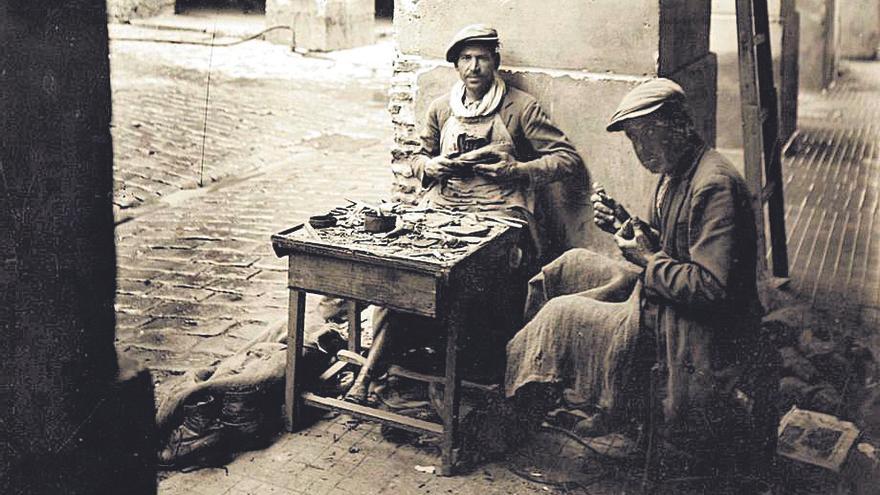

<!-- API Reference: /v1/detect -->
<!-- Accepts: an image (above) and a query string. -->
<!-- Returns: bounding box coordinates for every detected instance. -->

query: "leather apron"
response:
[422,111,530,214]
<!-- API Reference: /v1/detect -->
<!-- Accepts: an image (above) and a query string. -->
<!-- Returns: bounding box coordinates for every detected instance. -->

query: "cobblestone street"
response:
[110,25,394,381]
[109,22,392,217]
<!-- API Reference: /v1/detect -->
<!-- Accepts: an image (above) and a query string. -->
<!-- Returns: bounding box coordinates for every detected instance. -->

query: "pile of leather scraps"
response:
[301,201,521,263]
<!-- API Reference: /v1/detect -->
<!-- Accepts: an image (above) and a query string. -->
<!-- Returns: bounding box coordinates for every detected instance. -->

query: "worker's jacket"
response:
[643,145,778,450]
[412,85,589,261]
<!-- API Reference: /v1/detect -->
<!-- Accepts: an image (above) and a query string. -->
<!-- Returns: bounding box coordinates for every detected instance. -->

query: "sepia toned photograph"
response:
[1,1,879,493]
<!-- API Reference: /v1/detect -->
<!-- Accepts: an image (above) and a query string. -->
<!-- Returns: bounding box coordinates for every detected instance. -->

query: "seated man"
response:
[505,79,780,482]
[345,24,587,402]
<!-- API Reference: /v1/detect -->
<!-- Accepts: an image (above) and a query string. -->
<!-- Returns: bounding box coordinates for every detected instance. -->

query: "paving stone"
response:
[305,471,348,495]
[145,238,204,250]
[116,278,159,296]
[227,478,302,495]
[138,315,201,332]
[158,471,208,493]
[128,258,205,275]
[114,312,154,331]
[204,279,279,297]
[149,300,209,318]
[152,272,218,289]
[194,252,261,268]
[115,295,160,315]
[182,468,244,495]
[120,328,201,352]
[115,266,168,279]
[249,270,287,283]
[252,261,288,273]
[198,265,261,281]
[181,319,237,338]
[226,318,280,337]
[249,460,312,491]
[189,335,246,358]
[146,285,216,302]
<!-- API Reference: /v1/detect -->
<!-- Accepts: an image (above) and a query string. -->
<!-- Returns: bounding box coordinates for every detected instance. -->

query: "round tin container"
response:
[363,211,396,233]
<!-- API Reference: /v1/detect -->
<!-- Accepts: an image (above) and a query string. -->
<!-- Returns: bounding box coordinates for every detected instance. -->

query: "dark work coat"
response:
[643,145,777,455]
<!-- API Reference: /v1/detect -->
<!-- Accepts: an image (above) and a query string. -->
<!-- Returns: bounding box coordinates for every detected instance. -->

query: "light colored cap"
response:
[606,78,686,132]
[445,24,500,63]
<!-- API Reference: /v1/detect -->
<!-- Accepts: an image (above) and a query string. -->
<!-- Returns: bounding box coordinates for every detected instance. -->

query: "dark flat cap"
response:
[445,24,499,63]
[606,78,685,132]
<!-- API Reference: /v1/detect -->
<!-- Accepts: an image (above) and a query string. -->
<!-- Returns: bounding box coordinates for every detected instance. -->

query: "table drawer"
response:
[288,252,440,317]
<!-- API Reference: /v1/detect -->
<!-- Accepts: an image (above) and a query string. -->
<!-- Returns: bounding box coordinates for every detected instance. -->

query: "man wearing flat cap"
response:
[344,24,588,404]
[505,78,779,484]
[415,23,587,249]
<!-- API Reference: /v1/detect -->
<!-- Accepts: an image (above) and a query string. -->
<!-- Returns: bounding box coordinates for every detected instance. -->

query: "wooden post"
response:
[779,0,800,148]
[736,0,790,278]
[736,0,770,274]
[439,299,464,476]
[285,288,307,432]
[822,0,840,89]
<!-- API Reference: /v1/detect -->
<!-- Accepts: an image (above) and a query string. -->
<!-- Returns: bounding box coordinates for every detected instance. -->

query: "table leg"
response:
[285,289,307,432]
[440,300,464,476]
[347,301,363,354]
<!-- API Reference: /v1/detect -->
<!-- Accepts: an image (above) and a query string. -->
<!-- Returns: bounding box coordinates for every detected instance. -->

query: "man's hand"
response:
[423,155,459,179]
[614,219,659,267]
[459,145,522,180]
[591,187,626,234]
[473,152,521,180]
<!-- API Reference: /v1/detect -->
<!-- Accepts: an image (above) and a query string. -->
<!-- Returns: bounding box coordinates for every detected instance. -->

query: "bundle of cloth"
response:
[506,249,648,430]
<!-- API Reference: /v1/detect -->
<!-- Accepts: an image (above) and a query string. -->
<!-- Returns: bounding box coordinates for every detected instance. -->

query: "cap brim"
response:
[445,36,500,63]
[606,101,665,132]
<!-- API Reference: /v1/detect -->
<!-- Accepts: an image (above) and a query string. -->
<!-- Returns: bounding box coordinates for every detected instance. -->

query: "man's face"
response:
[456,44,497,98]
[622,114,678,174]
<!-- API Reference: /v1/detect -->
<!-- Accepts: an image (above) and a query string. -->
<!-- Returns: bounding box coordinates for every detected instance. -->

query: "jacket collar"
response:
[666,138,707,181]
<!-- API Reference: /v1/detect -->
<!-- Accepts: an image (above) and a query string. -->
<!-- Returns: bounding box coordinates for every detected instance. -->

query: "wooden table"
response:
[271,213,521,475]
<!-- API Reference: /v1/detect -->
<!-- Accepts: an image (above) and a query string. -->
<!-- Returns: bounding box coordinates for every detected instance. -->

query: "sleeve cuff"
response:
[413,156,433,188]
[518,160,542,189]
[643,250,668,286]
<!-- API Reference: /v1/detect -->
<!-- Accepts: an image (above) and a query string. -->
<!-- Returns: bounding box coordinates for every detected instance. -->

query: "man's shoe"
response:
[158,422,226,470]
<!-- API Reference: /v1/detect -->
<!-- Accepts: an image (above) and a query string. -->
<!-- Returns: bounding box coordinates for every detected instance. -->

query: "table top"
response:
[271,202,524,273]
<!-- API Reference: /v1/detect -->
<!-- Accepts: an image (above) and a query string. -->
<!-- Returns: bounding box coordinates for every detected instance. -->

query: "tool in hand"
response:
[593,183,632,229]
[618,216,659,251]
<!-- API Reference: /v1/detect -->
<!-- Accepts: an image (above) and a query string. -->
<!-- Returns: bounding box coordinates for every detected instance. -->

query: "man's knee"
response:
[534,294,583,322]
[551,248,598,269]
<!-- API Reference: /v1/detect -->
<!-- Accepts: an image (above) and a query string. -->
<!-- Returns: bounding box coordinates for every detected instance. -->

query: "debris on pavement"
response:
[777,406,859,471]
[414,465,436,474]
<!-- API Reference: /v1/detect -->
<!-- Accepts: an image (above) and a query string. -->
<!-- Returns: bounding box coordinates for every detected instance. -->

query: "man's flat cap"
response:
[445,24,499,63]
[606,78,685,132]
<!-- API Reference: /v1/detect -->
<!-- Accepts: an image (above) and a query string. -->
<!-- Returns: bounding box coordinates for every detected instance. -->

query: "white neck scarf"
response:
[449,74,506,118]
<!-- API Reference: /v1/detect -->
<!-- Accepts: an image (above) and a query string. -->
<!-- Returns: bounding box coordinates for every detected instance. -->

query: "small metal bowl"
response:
[309,214,337,229]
